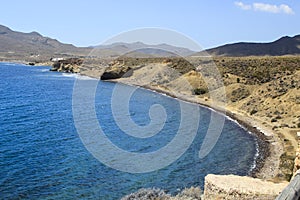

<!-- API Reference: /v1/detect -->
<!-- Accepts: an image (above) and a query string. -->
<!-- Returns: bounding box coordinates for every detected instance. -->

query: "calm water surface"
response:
[0,63,258,199]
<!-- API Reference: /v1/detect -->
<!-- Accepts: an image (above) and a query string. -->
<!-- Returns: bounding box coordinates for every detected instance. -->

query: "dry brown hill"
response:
[86,56,300,181]
[0,24,90,62]
[202,35,300,56]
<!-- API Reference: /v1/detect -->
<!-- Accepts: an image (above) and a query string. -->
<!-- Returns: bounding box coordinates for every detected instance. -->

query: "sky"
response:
[0,0,299,50]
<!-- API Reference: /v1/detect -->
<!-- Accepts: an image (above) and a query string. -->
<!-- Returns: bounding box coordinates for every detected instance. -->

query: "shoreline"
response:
[102,79,275,179]
[5,61,283,180]
[65,65,283,180]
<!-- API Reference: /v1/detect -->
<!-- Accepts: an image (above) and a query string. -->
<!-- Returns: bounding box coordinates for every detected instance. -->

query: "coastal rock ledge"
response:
[203,174,288,199]
[50,58,83,73]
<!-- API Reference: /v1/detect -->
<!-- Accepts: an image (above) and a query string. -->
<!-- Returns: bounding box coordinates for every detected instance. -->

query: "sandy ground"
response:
[204,174,288,199]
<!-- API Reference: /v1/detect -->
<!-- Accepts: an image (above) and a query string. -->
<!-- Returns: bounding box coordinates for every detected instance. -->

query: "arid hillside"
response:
[203,35,300,56]
[81,56,300,181]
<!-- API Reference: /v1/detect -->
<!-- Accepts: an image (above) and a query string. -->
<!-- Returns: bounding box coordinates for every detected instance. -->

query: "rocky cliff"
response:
[50,58,83,73]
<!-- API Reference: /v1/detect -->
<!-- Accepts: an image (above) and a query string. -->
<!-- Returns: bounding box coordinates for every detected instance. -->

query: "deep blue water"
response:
[0,63,258,199]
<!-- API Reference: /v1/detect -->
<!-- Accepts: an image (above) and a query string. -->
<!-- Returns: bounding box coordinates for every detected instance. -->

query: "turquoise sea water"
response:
[0,63,258,199]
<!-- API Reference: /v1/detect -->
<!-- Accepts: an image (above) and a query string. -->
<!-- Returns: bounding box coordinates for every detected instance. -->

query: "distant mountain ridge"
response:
[0,24,195,61]
[95,42,196,57]
[0,25,87,54]
[204,35,300,56]
[1,24,299,61]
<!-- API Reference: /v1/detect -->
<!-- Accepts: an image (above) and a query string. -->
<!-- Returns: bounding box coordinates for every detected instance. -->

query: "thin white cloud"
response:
[234,1,252,10]
[235,2,295,15]
[253,3,294,14]
[279,4,295,15]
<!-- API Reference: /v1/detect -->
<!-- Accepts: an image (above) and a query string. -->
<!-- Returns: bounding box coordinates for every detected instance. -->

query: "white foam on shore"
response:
[254,126,273,137]
[40,69,49,72]
[1,62,27,66]
[248,134,260,173]
[90,80,262,175]
[62,73,97,80]
[123,83,261,167]
[222,115,261,174]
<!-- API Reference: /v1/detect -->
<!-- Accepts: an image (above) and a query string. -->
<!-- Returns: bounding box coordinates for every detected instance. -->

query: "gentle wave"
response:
[62,73,97,80]
[40,69,49,72]
[1,62,27,66]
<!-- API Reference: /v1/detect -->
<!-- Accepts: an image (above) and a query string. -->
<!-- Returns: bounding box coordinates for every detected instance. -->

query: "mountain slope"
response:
[2,24,299,61]
[0,25,71,52]
[0,24,195,61]
[204,35,300,56]
[0,24,90,61]
[93,42,195,57]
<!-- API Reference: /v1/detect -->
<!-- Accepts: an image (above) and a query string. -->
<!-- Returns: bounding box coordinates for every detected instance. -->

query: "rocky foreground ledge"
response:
[121,174,288,200]
[121,173,297,200]
[204,174,288,199]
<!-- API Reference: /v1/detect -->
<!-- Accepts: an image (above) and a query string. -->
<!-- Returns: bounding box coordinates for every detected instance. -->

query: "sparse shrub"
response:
[175,187,202,199]
[230,87,250,102]
[297,122,300,128]
[193,88,208,95]
[250,109,258,115]
[271,118,278,122]
[121,187,202,200]
[121,188,170,200]
[237,77,240,83]
[279,153,294,181]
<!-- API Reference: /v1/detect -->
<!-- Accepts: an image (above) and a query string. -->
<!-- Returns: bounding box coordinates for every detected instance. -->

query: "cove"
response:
[0,63,259,199]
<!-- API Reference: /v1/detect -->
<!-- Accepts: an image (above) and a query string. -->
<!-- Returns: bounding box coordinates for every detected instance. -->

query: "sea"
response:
[0,62,259,199]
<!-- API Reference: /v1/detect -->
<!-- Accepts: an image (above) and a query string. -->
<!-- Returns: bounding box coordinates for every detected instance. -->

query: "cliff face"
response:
[50,58,83,73]
[100,60,132,80]
[98,57,196,81]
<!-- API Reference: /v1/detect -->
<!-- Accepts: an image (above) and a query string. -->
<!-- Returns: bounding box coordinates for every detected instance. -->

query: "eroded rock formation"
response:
[50,58,83,73]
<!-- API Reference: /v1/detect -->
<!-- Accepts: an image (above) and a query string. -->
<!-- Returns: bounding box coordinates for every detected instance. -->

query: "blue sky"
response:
[0,0,299,49]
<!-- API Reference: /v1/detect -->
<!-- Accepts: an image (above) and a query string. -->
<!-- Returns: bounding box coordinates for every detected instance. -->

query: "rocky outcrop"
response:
[293,132,300,174]
[50,58,83,73]
[203,174,288,199]
[100,65,132,80]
